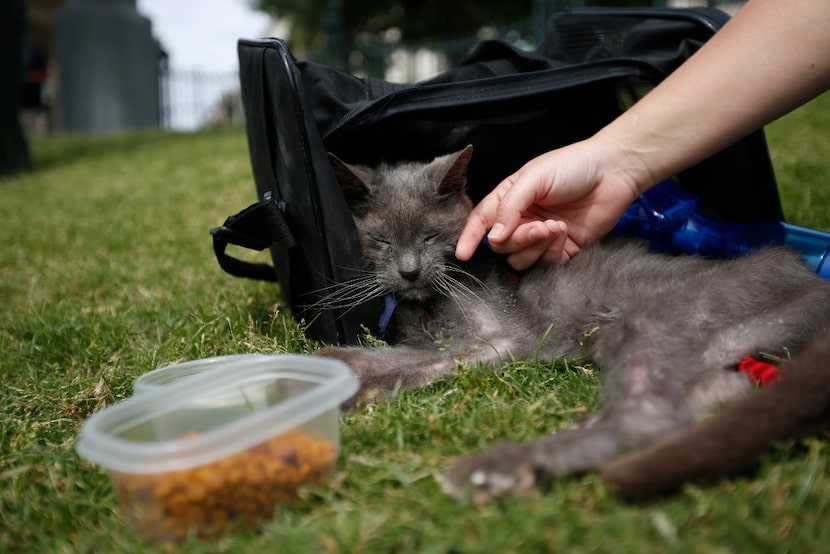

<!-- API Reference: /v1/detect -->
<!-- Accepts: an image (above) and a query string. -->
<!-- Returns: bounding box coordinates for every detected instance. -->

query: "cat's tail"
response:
[601,329,830,499]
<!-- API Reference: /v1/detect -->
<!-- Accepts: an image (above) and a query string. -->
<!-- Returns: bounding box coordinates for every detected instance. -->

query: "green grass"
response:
[3,92,830,553]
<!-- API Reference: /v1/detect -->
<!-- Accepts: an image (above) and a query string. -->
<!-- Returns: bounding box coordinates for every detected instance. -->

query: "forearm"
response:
[595,0,830,193]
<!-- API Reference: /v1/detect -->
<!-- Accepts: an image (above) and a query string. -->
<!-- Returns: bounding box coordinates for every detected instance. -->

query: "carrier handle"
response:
[210,192,296,282]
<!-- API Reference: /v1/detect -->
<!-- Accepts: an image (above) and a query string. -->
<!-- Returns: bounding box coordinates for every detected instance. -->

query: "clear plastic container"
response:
[76,355,358,543]
[133,354,267,395]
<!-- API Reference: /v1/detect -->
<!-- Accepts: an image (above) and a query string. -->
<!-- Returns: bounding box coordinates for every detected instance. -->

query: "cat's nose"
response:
[399,267,420,281]
[398,253,420,282]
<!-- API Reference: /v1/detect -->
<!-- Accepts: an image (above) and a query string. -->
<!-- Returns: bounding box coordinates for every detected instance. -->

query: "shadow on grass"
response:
[241,286,321,353]
[27,130,192,173]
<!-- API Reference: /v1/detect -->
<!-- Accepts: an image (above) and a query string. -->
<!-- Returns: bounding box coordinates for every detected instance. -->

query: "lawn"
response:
[2,91,830,553]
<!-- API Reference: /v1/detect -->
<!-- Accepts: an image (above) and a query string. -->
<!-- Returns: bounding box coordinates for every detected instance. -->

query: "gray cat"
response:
[316,146,830,501]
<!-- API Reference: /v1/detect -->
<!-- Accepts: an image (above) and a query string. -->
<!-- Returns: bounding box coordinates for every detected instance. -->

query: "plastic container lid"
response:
[133,354,267,394]
[76,354,358,474]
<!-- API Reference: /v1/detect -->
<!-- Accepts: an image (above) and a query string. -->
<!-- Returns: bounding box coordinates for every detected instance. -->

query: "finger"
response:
[455,204,500,261]
[485,219,544,253]
[500,221,556,271]
[489,166,554,245]
[455,183,509,260]
[539,220,571,265]
[455,209,491,260]
[482,175,528,245]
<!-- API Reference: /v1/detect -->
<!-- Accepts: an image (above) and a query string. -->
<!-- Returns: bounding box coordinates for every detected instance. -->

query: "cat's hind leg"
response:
[441,359,741,503]
[602,326,830,498]
[442,315,755,503]
[441,388,699,503]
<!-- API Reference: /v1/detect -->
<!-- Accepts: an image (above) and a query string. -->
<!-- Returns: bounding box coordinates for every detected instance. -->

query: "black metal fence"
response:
[156,0,743,132]
[159,68,242,132]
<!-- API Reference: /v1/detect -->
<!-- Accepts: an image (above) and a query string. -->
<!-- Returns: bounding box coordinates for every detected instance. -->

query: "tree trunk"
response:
[1,0,32,177]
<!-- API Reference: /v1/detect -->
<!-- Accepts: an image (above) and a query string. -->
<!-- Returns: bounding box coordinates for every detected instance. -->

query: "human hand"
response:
[455,139,643,269]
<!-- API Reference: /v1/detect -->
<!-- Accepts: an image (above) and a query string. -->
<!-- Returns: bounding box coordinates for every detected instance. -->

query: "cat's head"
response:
[329,146,474,303]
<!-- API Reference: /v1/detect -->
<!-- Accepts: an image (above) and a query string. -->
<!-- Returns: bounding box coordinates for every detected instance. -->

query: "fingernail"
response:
[527,227,539,241]
[546,220,563,232]
[488,223,504,240]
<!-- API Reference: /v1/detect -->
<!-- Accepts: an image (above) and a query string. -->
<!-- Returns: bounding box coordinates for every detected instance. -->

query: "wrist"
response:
[586,128,656,198]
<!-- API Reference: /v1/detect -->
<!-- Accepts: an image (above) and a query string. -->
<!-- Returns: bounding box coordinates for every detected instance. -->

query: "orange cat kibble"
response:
[111,429,336,542]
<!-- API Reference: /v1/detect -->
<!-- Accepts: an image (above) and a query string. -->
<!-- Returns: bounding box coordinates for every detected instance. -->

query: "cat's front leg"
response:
[315,345,404,408]
[315,345,462,409]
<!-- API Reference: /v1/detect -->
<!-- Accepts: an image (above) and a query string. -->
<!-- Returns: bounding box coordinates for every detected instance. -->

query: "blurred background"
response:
[3,0,746,174]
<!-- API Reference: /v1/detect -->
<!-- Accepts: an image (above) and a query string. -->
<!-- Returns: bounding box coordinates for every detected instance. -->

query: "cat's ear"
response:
[435,145,473,198]
[328,153,372,216]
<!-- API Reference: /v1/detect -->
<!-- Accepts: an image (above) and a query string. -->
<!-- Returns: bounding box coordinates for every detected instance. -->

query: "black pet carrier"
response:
[211,8,783,345]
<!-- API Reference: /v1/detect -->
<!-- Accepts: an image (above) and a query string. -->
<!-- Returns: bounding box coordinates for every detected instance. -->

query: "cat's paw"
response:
[314,346,392,410]
[441,442,540,504]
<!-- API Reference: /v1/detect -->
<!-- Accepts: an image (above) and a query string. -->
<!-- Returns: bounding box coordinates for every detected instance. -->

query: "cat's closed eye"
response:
[424,232,440,244]
[369,233,391,246]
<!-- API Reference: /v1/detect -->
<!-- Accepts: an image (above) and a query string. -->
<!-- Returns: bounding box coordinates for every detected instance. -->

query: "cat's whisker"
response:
[301,268,377,296]
[445,263,491,294]
[323,286,387,310]
[306,279,372,304]
[442,264,501,319]
[322,287,390,323]
[432,272,496,323]
[440,265,494,302]
[433,276,474,305]
[431,277,471,322]
[307,276,389,311]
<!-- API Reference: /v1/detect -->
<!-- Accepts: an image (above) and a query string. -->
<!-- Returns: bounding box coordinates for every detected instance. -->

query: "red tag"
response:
[737,357,781,385]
